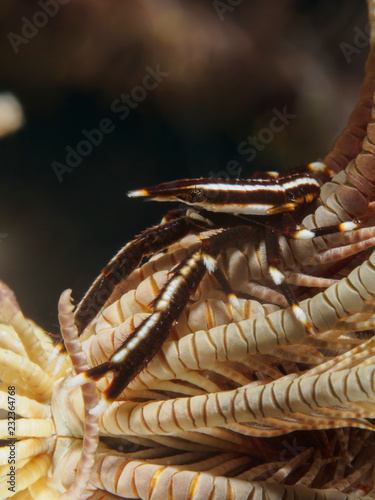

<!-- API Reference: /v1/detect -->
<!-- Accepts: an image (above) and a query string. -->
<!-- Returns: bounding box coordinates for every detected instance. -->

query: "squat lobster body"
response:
[128,161,328,215]
[72,160,359,409]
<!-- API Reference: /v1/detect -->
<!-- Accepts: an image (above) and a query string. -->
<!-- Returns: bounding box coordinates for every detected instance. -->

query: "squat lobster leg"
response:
[73,221,360,405]
[74,226,254,405]
[265,226,313,333]
[74,210,207,335]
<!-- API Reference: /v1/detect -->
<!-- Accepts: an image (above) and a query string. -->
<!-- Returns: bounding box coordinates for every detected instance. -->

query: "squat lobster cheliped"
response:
[70,161,361,407]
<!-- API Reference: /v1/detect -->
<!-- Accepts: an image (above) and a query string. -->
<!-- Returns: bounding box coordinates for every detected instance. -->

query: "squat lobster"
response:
[71,161,359,410]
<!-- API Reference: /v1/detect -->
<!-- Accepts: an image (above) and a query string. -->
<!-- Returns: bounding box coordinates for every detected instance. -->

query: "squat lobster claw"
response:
[71,161,360,409]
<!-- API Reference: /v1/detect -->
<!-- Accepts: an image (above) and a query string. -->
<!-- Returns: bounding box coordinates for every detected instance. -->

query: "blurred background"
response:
[0,0,369,333]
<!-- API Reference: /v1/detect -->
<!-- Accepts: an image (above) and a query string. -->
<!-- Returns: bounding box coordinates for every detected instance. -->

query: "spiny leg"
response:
[282,214,361,280]
[285,221,359,240]
[208,263,243,314]
[265,216,361,330]
[265,226,313,332]
[74,209,205,335]
[206,213,360,316]
[72,226,254,409]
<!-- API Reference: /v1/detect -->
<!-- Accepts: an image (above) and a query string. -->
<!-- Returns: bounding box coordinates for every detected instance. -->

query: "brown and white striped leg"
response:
[210,265,243,314]
[285,221,359,240]
[74,209,206,335]
[265,227,313,333]
[72,226,254,408]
